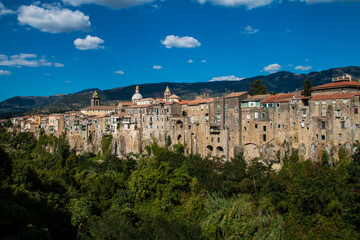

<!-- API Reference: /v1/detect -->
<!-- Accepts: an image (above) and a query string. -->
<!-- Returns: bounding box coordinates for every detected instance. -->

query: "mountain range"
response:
[1,66,360,117]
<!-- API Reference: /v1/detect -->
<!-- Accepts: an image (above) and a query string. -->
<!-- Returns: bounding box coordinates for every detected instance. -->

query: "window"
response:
[255,124,258,129]
[355,108,359,114]
[247,114,251,119]
[339,134,342,140]
[321,121,326,129]
[235,106,238,113]
[263,134,267,142]
[277,103,280,107]
[201,105,204,110]
[156,116,159,121]
[225,104,228,112]
[302,109,307,116]
[278,114,280,119]
[244,126,247,131]
[321,135,326,140]
[235,116,239,123]
[332,100,336,105]
[263,104,267,108]
[225,113,228,121]
[343,100,348,104]
[341,121,346,129]
[268,103,273,108]
[263,125,267,131]
[261,112,266,119]
[217,114,221,122]
[356,124,359,129]
[217,104,221,111]
[255,111,259,118]
[322,101,326,105]
[217,137,220,143]
[278,124,281,129]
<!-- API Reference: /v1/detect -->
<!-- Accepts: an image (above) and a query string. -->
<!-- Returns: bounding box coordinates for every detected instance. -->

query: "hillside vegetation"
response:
[0,126,359,239]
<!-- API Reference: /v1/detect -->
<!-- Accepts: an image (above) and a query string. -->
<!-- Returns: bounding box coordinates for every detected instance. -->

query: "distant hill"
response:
[1,66,360,117]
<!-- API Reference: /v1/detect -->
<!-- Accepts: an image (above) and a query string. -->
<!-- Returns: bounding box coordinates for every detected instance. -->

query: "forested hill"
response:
[1,66,360,115]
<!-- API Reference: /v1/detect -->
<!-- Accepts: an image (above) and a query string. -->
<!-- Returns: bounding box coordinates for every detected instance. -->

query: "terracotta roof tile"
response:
[224,92,248,98]
[244,94,270,101]
[310,93,360,101]
[261,93,296,103]
[311,81,360,91]
[188,98,214,105]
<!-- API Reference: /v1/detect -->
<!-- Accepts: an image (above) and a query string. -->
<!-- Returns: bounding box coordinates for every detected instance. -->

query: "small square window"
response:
[255,124,258,129]
[355,108,358,114]
[321,135,326,140]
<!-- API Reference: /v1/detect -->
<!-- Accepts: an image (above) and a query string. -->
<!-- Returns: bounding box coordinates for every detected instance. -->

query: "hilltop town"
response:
[4,74,360,164]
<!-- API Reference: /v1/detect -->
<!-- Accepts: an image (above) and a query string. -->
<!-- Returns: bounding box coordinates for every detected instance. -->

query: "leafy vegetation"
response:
[0,127,359,239]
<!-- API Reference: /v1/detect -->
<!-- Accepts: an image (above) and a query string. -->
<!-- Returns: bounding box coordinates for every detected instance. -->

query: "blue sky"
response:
[0,0,360,101]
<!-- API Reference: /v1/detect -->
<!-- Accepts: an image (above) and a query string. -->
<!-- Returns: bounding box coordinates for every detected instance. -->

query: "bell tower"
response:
[164,86,171,100]
[91,91,101,106]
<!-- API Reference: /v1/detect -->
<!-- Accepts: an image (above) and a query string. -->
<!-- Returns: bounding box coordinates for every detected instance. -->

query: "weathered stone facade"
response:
[9,75,360,163]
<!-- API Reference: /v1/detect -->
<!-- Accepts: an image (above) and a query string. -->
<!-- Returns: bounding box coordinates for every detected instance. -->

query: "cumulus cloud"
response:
[295,65,312,71]
[153,65,162,70]
[74,35,104,50]
[209,75,245,82]
[242,25,259,35]
[63,0,154,9]
[114,70,124,74]
[0,53,62,68]
[201,60,207,63]
[196,0,274,9]
[161,35,201,49]
[187,59,194,63]
[54,62,65,67]
[263,63,281,73]
[0,2,14,16]
[18,5,91,33]
[0,70,11,75]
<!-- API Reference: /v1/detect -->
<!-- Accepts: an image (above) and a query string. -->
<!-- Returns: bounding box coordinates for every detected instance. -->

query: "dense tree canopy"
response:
[250,79,268,95]
[0,127,359,239]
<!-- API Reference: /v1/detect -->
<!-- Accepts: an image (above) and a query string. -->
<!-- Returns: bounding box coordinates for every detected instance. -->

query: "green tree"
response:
[301,78,312,97]
[250,80,268,95]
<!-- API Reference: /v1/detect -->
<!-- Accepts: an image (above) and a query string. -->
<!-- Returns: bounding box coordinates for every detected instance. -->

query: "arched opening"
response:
[206,145,213,155]
[178,134,182,141]
[216,146,224,158]
[176,120,183,129]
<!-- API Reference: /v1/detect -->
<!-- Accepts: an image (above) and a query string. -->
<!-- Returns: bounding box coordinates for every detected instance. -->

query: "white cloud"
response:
[209,75,245,82]
[153,65,162,70]
[54,62,65,67]
[18,5,91,33]
[64,80,72,83]
[187,59,194,63]
[201,60,206,63]
[0,2,14,16]
[114,70,124,75]
[63,0,154,9]
[74,35,104,50]
[263,63,281,73]
[0,53,63,68]
[161,35,201,49]
[196,0,274,9]
[0,70,11,75]
[242,25,259,35]
[295,65,312,71]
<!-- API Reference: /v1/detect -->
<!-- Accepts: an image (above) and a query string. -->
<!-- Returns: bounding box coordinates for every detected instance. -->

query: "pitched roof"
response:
[83,106,116,111]
[169,94,180,99]
[311,81,360,91]
[243,94,270,101]
[224,91,248,98]
[179,100,190,105]
[261,93,296,103]
[310,93,360,101]
[118,102,132,106]
[188,98,214,106]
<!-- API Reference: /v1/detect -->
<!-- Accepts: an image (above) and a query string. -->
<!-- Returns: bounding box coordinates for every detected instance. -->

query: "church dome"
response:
[132,85,143,103]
